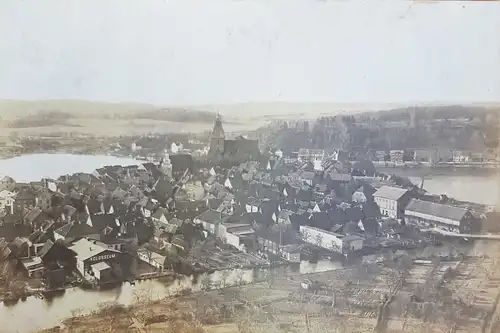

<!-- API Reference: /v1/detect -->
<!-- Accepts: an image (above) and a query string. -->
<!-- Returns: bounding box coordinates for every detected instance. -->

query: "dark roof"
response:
[362,202,381,219]
[22,207,42,222]
[0,224,32,242]
[259,199,279,218]
[308,212,331,230]
[38,239,55,259]
[257,188,280,201]
[169,154,194,175]
[86,199,103,214]
[327,209,348,224]
[110,199,129,215]
[352,160,376,176]
[296,189,314,202]
[239,212,264,225]
[207,198,223,210]
[89,214,118,231]
[345,206,364,222]
[360,218,379,233]
[223,138,260,160]
[55,222,98,238]
[15,188,36,200]
[102,197,113,213]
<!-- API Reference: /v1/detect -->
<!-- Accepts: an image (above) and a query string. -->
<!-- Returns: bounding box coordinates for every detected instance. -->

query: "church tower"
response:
[209,113,225,157]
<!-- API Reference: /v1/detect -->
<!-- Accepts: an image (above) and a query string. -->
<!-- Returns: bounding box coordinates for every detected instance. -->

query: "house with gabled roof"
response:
[193,210,230,235]
[404,199,478,234]
[69,238,120,280]
[373,185,412,219]
[54,222,100,244]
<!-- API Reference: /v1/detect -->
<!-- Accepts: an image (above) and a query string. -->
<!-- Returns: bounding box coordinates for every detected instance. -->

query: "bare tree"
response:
[235,270,246,286]
[220,269,231,289]
[132,287,155,323]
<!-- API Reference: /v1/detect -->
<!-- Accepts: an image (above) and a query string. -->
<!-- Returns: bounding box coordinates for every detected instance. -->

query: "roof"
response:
[226,224,254,236]
[195,210,230,224]
[342,234,365,242]
[69,238,120,261]
[91,261,111,271]
[38,239,55,259]
[169,154,194,175]
[137,248,166,265]
[89,214,118,230]
[21,257,43,269]
[0,224,32,242]
[405,199,469,223]
[373,186,409,201]
[256,228,299,245]
[55,222,99,238]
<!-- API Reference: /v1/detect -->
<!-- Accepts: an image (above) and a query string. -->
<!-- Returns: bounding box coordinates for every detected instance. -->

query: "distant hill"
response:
[0,100,498,138]
[265,104,500,154]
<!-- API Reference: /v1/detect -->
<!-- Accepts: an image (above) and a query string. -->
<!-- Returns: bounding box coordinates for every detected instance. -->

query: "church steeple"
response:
[209,113,225,158]
[212,113,225,139]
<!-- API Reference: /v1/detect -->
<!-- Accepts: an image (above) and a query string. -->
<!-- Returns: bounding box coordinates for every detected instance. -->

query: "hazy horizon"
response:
[1,0,499,106]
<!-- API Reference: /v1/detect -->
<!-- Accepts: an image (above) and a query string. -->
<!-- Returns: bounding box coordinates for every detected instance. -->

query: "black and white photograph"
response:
[0,1,499,332]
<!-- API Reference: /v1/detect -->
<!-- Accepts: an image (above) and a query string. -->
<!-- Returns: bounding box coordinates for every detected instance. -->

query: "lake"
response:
[0,153,497,205]
[380,167,499,206]
[0,153,498,332]
[0,153,141,183]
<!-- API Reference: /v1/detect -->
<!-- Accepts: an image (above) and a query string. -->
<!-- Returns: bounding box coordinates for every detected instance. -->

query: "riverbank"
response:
[38,241,500,333]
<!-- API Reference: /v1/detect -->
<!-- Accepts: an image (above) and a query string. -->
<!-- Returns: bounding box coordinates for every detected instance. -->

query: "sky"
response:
[0,0,499,106]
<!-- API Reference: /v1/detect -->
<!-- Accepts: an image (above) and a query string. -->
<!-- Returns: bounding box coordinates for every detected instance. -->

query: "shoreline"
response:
[2,149,498,173]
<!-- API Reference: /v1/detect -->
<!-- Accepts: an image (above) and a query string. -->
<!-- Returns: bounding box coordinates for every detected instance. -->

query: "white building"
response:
[275,149,283,159]
[137,248,166,272]
[0,190,15,215]
[161,151,173,177]
[171,142,179,154]
[69,238,120,279]
[299,225,364,254]
[373,186,411,219]
[404,199,477,234]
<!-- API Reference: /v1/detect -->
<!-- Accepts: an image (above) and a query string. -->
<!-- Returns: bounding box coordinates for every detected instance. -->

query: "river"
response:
[1,260,340,333]
[378,167,498,206]
[0,154,498,332]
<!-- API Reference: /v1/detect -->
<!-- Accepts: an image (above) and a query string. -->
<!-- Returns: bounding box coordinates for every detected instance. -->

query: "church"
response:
[207,114,260,163]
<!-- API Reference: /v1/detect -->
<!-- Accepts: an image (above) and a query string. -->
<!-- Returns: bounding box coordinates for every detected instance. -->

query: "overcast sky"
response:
[0,0,499,105]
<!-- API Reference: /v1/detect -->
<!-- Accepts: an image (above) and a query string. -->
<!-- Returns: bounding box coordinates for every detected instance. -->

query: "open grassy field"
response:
[0,100,272,137]
[0,99,431,137]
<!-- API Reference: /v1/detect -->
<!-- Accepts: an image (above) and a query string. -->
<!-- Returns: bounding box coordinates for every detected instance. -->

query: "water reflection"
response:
[0,260,340,333]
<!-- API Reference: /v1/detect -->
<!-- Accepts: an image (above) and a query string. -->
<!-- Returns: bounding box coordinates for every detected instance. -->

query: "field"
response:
[0,100,271,137]
[35,240,500,333]
[0,99,437,137]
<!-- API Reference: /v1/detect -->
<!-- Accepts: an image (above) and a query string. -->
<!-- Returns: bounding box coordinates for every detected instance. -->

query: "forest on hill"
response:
[264,105,499,154]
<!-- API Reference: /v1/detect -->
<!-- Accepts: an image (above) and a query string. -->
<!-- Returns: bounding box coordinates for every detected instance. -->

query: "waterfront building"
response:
[413,149,438,164]
[69,238,120,282]
[299,225,364,255]
[373,185,412,219]
[389,150,404,163]
[404,199,478,234]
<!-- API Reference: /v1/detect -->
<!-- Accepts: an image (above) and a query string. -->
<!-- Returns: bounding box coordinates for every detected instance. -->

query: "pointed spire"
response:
[211,112,225,139]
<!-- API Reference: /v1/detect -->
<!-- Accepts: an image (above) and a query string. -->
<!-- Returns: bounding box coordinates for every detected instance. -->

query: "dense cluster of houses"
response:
[0,140,486,292]
[0,157,205,289]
